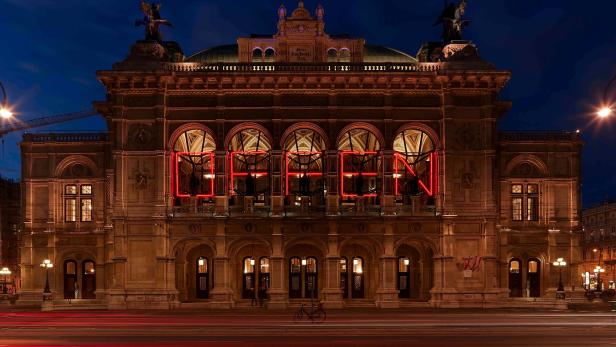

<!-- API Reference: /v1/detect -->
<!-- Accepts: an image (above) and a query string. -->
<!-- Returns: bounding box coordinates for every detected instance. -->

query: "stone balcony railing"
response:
[162,62,443,73]
[168,195,437,219]
[499,131,581,143]
[23,132,109,143]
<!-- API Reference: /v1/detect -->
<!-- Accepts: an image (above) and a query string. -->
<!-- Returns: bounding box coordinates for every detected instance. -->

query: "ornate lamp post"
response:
[594,265,605,292]
[40,259,53,300]
[553,258,566,299]
[0,267,11,294]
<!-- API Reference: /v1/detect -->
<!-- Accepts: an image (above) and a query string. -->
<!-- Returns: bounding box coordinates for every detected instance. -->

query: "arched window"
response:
[283,128,327,201]
[252,48,263,63]
[393,128,437,201]
[289,257,302,298]
[340,257,348,299]
[259,257,270,300]
[508,258,522,297]
[64,260,77,299]
[196,257,209,299]
[339,48,351,63]
[327,48,338,63]
[264,48,275,63]
[242,257,255,299]
[229,128,271,202]
[338,127,382,198]
[173,129,216,198]
[351,257,364,298]
[82,260,96,299]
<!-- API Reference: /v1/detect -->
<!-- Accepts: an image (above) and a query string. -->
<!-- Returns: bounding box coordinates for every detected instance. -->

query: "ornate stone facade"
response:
[18,2,582,309]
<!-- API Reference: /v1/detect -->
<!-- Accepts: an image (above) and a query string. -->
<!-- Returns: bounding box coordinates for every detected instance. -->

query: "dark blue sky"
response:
[0,0,614,207]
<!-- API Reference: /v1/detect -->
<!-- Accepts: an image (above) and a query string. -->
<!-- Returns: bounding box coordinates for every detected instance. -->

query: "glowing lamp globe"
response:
[598,107,612,118]
[0,108,12,119]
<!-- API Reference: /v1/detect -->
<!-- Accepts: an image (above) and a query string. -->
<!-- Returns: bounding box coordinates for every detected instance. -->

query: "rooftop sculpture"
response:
[135,0,172,43]
[434,0,470,44]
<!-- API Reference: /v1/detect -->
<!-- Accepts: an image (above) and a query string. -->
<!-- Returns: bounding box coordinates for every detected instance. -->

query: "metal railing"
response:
[23,133,109,143]
[499,131,580,142]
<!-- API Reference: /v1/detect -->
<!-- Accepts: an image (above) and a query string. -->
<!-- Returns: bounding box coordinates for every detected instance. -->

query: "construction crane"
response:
[0,109,101,139]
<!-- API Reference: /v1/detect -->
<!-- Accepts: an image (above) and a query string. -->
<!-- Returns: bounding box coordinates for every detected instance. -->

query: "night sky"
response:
[0,0,614,208]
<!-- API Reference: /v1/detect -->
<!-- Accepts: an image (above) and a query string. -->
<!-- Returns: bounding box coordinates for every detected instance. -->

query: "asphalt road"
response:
[1,308,616,346]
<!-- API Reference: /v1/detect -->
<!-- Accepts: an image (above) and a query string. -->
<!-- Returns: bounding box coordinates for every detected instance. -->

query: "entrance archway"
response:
[285,242,325,300]
[230,240,271,302]
[182,244,215,301]
[396,243,432,300]
[340,242,374,300]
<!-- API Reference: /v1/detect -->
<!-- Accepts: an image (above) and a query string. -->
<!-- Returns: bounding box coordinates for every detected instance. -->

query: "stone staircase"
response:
[43,299,107,311]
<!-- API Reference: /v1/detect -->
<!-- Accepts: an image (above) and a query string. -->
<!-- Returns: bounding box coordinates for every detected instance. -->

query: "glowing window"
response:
[260,257,270,274]
[306,257,317,274]
[511,184,523,194]
[81,199,92,222]
[352,257,363,274]
[65,199,77,222]
[65,185,77,195]
[512,198,523,221]
[340,258,347,272]
[393,129,437,197]
[528,260,538,273]
[229,128,271,198]
[173,129,216,198]
[243,257,255,274]
[509,260,520,273]
[284,128,326,196]
[527,184,538,194]
[338,128,381,198]
[198,257,208,274]
[81,185,92,195]
[290,257,301,273]
[399,257,410,272]
[65,261,76,275]
[339,49,350,63]
[84,261,95,274]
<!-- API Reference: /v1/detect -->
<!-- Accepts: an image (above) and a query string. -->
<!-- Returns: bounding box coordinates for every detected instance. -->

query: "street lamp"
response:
[0,81,12,119]
[40,259,53,299]
[594,265,605,292]
[596,74,616,119]
[0,267,11,294]
[553,258,566,298]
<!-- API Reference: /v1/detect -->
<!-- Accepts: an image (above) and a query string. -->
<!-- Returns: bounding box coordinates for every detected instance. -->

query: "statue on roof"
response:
[434,0,470,44]
[135,0,173,43]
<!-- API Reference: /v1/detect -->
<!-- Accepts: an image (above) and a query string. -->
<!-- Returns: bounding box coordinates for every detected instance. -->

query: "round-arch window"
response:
[173,129,216,198]
[264,49,275,63]
[229,128,271,198]
[284,128,326,197]
[338,128,381,198]
[252,48,263,63]
[393,129,437,197]
[327,49,338,62]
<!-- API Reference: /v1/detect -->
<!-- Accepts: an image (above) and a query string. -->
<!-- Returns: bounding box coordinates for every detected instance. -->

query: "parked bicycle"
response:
[293,302,326,323]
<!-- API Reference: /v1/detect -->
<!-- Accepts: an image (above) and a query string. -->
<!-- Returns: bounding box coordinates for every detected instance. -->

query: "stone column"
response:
[376,224,400,308]
[267,224,288,309]
[108,220,127,310]
[322,223,343,308]
[210,221,233,308]
[430,216,457,308]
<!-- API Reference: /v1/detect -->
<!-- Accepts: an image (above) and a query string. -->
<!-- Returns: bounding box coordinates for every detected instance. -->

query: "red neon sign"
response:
[173,152,215,198]
[340,151,379,198]
[393,152,437,197]
[229,150,269,195]
[285,151,324,196]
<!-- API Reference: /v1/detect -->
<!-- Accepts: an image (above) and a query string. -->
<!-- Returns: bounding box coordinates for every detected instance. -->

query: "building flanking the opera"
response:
[18,2,583,309]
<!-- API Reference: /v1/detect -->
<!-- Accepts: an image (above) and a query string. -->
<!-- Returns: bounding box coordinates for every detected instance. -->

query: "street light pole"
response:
[40,259,53,300]
[553,258,567,299]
